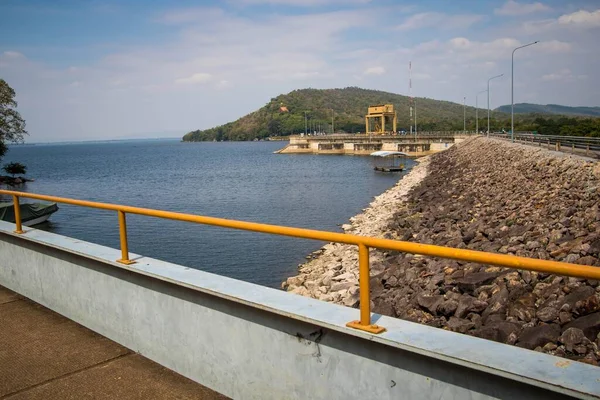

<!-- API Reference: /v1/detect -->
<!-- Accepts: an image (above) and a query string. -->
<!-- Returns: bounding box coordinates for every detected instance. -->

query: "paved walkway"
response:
[0,286,228,399]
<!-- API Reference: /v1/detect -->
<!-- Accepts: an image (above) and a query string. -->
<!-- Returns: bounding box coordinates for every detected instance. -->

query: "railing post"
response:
[346,243,385,334]
[12,195,24,234]
[117,210,135,265]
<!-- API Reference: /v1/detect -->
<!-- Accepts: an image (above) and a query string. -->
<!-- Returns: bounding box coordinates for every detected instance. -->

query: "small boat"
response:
[370,151,408,172]
[0,202,59,226]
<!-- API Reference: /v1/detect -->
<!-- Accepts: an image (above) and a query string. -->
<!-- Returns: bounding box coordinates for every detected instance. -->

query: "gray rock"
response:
[537,307,558,323]
[438,300,459,317]
[564,253,580,263]
[455,272,499,293]
[517,324,561,350]
[417,293,444,315]
[473,321,520,344]
[559,327,586,352]
[447,317,475,333]
[563,311,600,341]
[455,295,488,319]
[559,311,572,325]
[330,281,356,292]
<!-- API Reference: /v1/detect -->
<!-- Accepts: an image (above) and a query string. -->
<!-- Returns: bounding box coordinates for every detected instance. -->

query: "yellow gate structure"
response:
[365,104,397,135]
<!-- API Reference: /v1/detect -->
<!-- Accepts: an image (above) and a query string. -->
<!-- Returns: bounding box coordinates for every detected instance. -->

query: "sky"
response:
[1,0,599,142]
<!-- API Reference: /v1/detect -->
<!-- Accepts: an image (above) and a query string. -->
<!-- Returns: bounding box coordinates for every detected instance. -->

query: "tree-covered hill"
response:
[182,87,498,141]
[496,103,600,117]
[182,87,600,141]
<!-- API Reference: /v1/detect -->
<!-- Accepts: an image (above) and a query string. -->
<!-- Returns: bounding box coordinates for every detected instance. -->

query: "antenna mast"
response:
[409,61,413,135]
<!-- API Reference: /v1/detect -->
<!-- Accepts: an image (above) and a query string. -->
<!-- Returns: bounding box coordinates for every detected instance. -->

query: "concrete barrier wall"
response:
[0,222,597,400]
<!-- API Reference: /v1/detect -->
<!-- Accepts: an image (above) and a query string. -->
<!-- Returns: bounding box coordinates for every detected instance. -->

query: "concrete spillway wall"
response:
[276,134,458,156]
[0,222,598,399]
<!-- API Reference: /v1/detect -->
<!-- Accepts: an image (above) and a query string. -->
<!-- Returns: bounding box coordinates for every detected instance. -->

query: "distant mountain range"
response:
[495,103,600,117]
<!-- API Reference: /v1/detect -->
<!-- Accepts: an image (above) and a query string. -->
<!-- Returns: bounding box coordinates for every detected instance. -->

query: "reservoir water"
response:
[2,140,414,288]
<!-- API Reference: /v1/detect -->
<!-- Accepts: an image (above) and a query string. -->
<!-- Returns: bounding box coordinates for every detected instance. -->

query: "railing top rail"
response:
[1,189,599,281]
[491,132,600,143]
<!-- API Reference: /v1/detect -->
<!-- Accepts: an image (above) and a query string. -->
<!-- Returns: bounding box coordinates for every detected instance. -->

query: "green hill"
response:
[495,103,600,117]
[182,87,500,142]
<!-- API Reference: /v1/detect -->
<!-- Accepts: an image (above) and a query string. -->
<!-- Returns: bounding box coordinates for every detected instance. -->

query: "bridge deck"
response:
[0,285,228,400]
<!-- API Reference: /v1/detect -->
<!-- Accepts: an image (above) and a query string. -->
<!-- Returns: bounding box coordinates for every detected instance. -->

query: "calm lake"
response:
[2,140,414,288]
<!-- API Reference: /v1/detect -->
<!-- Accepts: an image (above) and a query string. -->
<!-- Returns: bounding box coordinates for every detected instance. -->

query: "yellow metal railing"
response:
[2,189,600,334]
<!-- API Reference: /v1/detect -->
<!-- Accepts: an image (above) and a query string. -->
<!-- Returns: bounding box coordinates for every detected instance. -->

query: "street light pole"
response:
[331,109,334,134]
[487,73,504,136]
[512,41,539,142]
[476,89,487,134]
[304,111,307,136]
[463,96,466,134]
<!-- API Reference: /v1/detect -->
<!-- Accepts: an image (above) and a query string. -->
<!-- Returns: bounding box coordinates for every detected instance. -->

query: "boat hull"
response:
[23,214,52,226]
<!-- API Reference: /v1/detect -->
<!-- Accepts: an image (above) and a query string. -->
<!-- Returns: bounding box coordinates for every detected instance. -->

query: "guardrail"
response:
[289,132,473,140]
[2,189,599,335]
[490,133,600,156]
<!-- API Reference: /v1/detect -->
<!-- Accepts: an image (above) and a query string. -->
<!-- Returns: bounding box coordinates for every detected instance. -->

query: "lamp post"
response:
[304,111,308,136]
[331,109,334,134]
[512,41,539,142]
[463,97,466,134]
[487,73,504,136]
[475,89,487,134]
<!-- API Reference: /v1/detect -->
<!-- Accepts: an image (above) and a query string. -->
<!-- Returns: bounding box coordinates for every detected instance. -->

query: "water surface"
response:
[3,140,414,287]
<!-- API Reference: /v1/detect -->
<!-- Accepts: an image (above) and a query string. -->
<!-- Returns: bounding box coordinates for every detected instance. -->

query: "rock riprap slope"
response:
[284,137,600,365]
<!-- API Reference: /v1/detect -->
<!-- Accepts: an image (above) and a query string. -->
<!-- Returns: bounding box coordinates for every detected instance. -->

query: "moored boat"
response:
[370,151,408,172]
[0,202,59,226]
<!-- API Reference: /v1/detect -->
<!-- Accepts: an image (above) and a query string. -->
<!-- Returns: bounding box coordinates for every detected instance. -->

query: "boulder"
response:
[446,317,475,334]
[563,311,600,341]
[455,295,488,319]
[473,321,520,344]
[560,286,599,316]
[537,307,559,323]
[417,293,444,315]
[517,324,561,350]
[330,281,356,292]
[438,300,459,317]
[559,327,586,352]
[455,272,499,293]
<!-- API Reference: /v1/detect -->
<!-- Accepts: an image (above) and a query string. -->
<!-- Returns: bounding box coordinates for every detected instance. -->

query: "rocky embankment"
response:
[283,137,600,365]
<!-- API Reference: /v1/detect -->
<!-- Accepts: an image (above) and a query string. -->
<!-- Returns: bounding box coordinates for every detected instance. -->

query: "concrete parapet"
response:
[0,222,597,399]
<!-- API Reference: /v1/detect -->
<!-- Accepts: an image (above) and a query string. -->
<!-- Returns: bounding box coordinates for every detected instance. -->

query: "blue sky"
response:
[1,0,599,141]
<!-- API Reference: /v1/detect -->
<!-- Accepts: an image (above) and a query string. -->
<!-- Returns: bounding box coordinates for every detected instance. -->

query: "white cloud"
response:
[364,66,385,75]
[536,40,571,53]
[541,68,587,82]
[494,1,550,16]
[521,9,600,34]
[558,9,600,28]
[397,12,484,31]
[228,0,372,6]
[175,72,213,85]
[158,8,225,24]
[2,51,24,59]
